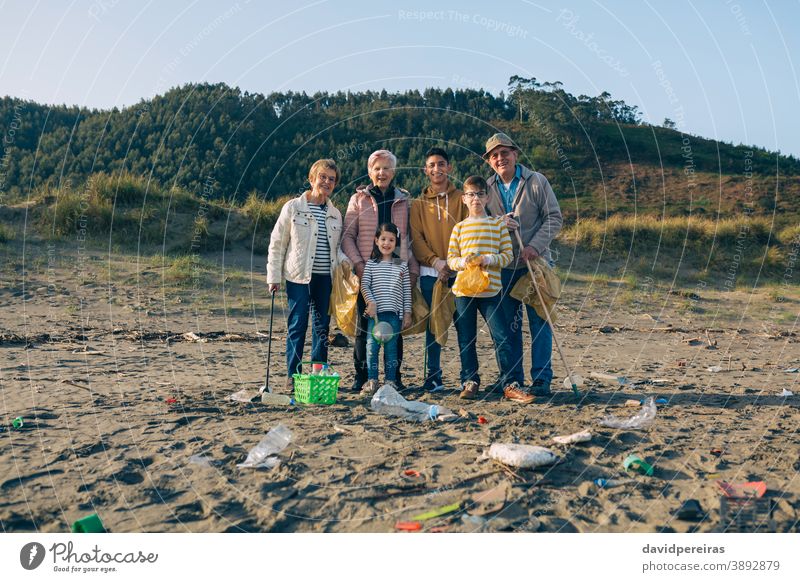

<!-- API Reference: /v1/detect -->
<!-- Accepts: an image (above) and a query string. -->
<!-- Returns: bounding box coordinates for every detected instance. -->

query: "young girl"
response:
[360,223,412,397]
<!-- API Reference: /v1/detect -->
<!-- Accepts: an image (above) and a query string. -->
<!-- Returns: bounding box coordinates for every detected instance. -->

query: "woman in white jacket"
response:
[267,159,343,391]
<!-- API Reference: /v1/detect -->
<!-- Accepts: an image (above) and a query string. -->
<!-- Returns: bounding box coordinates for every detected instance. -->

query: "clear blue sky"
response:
[2,0,799,156]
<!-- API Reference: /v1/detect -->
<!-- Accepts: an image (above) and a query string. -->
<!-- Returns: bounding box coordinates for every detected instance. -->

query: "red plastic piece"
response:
[395,521,422,531]
[717,481,767,499]
[477,416,488,424]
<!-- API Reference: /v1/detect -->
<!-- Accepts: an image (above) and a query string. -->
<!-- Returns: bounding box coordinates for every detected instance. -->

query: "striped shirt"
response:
[361,258,412,317]
[447,215,513,297]
[307,204,330,274]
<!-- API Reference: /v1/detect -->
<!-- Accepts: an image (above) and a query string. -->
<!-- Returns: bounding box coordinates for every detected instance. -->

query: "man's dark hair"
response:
[424,147,449,164]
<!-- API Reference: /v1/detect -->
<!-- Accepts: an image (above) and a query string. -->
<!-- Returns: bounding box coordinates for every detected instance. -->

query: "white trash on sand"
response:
[589,371,627,385]
[486,443,559,468]
[599,397,657,429]
[781,388,794,397]
[237,424,292,469]
[371,384,453,421]
[229,388,259,403]
[552,430,592,445]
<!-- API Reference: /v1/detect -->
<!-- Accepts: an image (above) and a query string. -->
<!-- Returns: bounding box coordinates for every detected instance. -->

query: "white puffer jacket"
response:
[266,192,343,285]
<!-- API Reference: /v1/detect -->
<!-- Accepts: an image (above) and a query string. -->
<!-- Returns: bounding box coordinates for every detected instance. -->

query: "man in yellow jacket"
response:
[410,147,467,391]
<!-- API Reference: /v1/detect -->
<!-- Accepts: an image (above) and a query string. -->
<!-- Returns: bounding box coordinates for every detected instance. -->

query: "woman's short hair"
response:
[367,149,397,171]
[308,159,340,185]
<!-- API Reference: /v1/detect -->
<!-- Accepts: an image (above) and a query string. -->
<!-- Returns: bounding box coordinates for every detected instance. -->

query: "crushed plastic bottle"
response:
[486,443,559,468]
[237,424,292,468]
[370,384,452,421]
[599,396,657,429]
[589,371,628,385]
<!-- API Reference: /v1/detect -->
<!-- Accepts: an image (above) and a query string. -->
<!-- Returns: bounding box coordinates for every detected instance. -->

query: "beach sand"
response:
[1,248,799,533]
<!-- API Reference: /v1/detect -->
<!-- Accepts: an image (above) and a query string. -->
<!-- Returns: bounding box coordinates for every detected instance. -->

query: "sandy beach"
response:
[1,245,799,533]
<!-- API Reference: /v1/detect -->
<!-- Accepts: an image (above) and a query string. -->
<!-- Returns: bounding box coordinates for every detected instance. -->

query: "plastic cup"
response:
[563,374,584,391]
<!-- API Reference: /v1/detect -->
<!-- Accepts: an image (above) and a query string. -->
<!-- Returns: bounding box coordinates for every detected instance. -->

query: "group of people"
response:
[266,132,563,405]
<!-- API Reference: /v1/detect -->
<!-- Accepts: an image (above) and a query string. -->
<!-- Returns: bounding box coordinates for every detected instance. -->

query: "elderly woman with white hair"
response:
[341,149,419,395]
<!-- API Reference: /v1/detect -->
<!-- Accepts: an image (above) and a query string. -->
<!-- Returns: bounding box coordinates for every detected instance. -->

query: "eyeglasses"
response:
[463,191,488,199]
[317,174,337,183]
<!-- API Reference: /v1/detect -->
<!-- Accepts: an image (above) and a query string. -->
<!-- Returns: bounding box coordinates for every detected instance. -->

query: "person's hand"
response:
[268,284,279,293]
[433,258,447,274]
[437,266,453,282]
[354,262,365,279]
[478,255,491,267]
[465,253,481,267]
[402,313,412,330]
[503,213,520,231]
[365,301,377,318]
[520,245,539,263]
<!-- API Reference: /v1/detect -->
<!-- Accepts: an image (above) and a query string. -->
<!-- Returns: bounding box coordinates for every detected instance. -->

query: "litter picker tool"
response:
[513,228,581,398]
[261,288,277,394]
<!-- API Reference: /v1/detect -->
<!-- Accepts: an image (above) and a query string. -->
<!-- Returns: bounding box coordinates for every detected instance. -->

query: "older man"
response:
[484,133,562,398]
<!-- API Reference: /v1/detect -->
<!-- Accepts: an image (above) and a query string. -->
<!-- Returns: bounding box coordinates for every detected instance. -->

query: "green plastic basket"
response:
[293,361,340,405]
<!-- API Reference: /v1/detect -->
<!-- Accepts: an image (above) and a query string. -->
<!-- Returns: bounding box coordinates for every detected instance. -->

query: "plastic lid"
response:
[428,405,439,420]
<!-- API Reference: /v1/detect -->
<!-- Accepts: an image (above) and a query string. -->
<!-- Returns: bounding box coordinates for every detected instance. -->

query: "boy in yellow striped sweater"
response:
[447,176,531,404]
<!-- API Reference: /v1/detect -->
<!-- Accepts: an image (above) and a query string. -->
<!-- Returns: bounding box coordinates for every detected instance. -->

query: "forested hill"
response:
[2,78,798,218]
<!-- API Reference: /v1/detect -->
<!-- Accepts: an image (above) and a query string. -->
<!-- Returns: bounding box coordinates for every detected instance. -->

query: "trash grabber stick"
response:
[263,288,276,394]
[513,229,579,398]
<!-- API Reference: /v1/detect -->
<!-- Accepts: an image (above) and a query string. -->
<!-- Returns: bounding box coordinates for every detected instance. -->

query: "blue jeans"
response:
[420,275,456,385]
[453,293,518,387]
[366,312,401,382]
[499,268,553,385]
[285,274,332,377]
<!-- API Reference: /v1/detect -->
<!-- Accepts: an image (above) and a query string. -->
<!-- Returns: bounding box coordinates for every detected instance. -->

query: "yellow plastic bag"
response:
[452,261,490,296]
[401,286,430,336]
[329,262,360,336]
[430,280,456,346]
[510,257,561,323]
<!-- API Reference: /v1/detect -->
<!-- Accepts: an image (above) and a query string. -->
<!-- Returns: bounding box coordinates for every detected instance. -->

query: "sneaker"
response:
[350,378,366,393]
[459,380,480,400]
[530,379,552,397]
[284,377,295,393]
[360,379,379,398]
[503,382,534,404]
[422,378,445,392]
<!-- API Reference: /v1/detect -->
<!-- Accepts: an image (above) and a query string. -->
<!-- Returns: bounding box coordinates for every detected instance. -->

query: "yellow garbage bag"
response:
[401,286,430,336]
[329,262,360,336]
[430,279,456,346]
[452,260,490,296]
[510,257,561,323]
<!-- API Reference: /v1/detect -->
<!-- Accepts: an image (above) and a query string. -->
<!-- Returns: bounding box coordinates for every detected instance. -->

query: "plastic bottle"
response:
[599,396,657,429]
[594,478,634,488]
[370,384,450,421]
[237,424,292,468]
